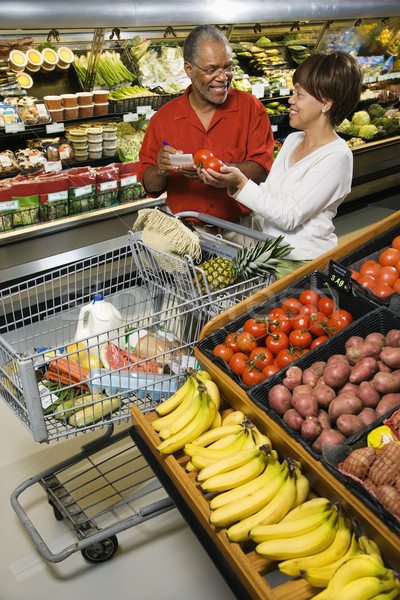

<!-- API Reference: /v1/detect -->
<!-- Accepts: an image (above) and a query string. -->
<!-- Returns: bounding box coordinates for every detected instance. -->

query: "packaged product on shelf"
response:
[0,183,13,231]
[0,150,19,177]
[5,95,51,125]
[0,102,20,127]
[94,164,120,208]
[67,167,96,215]
[14,148,46,175]
[118,161,145,203]
[9,177,40,227]
[37,173,69,221]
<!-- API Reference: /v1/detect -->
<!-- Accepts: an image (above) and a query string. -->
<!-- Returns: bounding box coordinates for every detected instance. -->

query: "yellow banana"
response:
[208,431,246,449]
[209,453,284,511]
[152,376,197,431]
[221,410,246,426]
[159,386,202,439]
[292,468,310,507]
[195,371,220,411]
[184,433,249,471]
[196,446,263,483]
[322,554,390,599]
[358,534,385,567]
[332,574,399,600]
[372,589,400,600]
[210,410,222,429]
[250,425,272,449]
[301,531,360,588]
[155,374,194,416]
[255,510,338,561]
[250,505,335,543]
[279,513,353,576]
[196,370,212,380]
[209,461,288,528]
[201,452,267,494]
[193,423,245,447]
[185,459,198,473]
[226,461,298,543]
[280,497,331,523]
[157,391,216,454]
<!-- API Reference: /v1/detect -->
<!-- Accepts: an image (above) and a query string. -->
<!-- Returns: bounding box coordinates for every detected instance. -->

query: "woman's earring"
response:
[322,108,326,114]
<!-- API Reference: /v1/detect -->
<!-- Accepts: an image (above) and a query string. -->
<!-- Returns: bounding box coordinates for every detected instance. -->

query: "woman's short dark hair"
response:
[292,51,363,126]
[183,25,230,63]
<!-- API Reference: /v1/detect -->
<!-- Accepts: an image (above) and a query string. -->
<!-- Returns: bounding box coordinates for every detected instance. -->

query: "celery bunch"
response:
[74,50,136,87]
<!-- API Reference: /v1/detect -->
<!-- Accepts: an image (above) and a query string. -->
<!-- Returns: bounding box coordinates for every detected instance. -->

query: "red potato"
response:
[336,413,365,437]
[345,336,364,350]
[317,408,332,430]
[328,393,363,421]
[323,360,351,389]
[301,415,322,441]
[312,428,346,454]
[291,384,315,399]
[327,354,349,365]
[301,362,326,387]
[338,382,359,396]
[313,383,336,408]
[283,408,304,431]
[380,347,400,370]
[358,406,377,427]
[349,357,379,384]
[357,380,380,408]
[346,342,381,365]
[385,329,400,347]
[375,393,400,419]
[268,384,292,416]
[377,360,393,373]
[371,370,400,395]
[282,366,303,390]
[292,393,319,418]
[364,332,386,350]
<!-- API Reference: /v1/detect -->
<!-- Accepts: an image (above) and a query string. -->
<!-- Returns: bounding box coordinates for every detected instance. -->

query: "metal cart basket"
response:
[128,211,272,316]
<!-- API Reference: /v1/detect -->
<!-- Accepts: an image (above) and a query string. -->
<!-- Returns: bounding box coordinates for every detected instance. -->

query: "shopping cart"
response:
[128,211,273,316]
[0,239,225,563]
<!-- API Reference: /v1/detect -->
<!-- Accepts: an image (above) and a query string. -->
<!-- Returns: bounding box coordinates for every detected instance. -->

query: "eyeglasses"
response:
[191,62,234,77]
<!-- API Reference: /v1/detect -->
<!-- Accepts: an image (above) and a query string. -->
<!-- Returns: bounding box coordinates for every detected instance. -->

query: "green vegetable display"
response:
[358,124,379,140]
[352,110,371,126]
[74,50,136,88]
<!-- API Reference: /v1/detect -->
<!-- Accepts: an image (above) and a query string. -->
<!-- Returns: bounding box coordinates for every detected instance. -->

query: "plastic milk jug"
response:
[74,294,124,344]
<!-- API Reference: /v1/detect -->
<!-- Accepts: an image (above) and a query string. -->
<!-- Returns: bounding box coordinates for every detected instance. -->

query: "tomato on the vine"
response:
[268,307,287,320]
[243,318,269,343]
[299,289,321,306]
[266,331,290,355]
[228,352,248,375]
[299,303,318,317]
[309,312,330,337]
[290,314,310,330]
[328,316,349,335]
[317,296,335,317]
[310,335,329,349]
[289,329,312,349]
[236,331,257,354]
[241,365,266,387]
[275,347,304,369]
[249,347,274,370]
[212,344,234,363]
[194,148,213,167]
[281,297,303,316]
[269,315,292,334]
[330,309,353,326]
[262,363,279,378]
[204,156,224,172]
[225,332,240,353]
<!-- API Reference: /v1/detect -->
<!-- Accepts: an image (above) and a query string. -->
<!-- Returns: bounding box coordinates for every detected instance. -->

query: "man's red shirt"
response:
[138,86,274,221]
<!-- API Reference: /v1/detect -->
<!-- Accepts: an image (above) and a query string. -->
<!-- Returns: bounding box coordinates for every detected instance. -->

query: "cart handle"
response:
[174,211,269,242]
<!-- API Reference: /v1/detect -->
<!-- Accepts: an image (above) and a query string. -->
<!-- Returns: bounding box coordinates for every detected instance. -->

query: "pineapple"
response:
[196,235,293,295]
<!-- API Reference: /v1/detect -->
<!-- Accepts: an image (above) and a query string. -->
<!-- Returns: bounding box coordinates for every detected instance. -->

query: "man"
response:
[138,25,274,231]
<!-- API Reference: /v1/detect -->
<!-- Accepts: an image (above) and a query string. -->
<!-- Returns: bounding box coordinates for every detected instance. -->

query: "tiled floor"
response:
[1,198,398,600]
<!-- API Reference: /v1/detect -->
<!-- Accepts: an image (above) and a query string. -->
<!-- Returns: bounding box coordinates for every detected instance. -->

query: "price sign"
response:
[328,259,353,292]
[251,83,264,98]
[123,112,139,122]
[271,124,278,132]
[5,122,25,133]
[46,122,65,134]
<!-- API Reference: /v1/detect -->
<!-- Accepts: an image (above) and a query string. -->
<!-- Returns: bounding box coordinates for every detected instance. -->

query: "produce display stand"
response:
[128,209,400,600]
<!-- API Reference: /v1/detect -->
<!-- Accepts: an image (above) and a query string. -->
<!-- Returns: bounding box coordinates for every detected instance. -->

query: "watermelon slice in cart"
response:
[100,342,163,373]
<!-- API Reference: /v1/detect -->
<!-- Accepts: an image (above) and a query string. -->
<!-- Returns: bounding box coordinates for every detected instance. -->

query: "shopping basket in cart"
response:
[128,211,274,316]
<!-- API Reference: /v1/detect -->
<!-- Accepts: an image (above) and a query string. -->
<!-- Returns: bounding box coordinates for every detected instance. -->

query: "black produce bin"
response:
[247,307,400,462]
[196,270,378,393]
[325,222,400,308]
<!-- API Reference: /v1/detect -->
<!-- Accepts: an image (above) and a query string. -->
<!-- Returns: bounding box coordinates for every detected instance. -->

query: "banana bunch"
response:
[151,370,220,454]
[311,548,400,600]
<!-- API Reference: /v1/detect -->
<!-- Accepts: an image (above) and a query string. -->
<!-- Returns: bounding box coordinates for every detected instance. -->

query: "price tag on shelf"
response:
[279,88,291,96]
[251,83,265,98]
[137,105,152,114]
[46,122,65,134]
[0,200,18,211]
[44,160,62,173]
[5,122,25,134]
[123,112,139,122]
[328,259,353,293]
[271,124,278,132]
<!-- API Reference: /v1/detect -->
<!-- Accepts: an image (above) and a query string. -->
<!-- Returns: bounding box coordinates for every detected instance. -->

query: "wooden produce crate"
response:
[130,391,400,600]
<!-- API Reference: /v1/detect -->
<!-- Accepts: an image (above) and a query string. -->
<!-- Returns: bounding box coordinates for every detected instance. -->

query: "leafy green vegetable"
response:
[352,110,370,126]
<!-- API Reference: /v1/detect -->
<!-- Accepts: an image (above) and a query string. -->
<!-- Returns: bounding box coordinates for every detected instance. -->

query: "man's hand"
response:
[157,144,179,176]
[200,164,248,193]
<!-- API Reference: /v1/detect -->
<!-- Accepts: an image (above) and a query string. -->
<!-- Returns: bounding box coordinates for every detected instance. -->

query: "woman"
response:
[200,51,363,263]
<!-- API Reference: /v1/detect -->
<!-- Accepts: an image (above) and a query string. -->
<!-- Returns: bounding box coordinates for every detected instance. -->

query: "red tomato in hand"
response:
[317,296,335,317]
[213,344,234,363]
[266,332,290,355]
[281,297,303,316]
[289,329,312,349]
[241,365,266,387]
[249,347,274,370]
[228,352,248,375]
[194,148,213,167]
[204,156,224,172]
[225,332,240,353]
[236,331,257,354]
[299,289,321,306]
[243,318,269,343]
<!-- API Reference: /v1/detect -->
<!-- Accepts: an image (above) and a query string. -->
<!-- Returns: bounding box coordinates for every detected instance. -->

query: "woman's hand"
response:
[200,164,248,193]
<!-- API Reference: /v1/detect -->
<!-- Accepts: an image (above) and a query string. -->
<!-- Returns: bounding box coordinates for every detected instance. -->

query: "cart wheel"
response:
[81,536,119,562]
[48,500,63,521]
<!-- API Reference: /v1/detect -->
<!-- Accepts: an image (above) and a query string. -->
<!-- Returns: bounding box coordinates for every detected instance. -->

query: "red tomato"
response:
[359,260,381,278]
[392,236,400,251]
[299,303,318,317]
[299,289,321,306]
[376,265,399,287]
[266,332,290,355]
[194,148,213,167]
[269,315,293,334]
[317,296,335,317]
[357,274,377,289]
[268,307,287,320]
[236,331,257,354]
[350,270,360,281]
[379,247,400,267]
[328,316,349,335]
[330,309,353,326]
[275,347,304,369]
[310,335,329,349]
[204,156,224,172]
[373,282,395,297]
[212,344,234,363]
[225,332,240,353]
[243,318,269,343]
[262,363,279,378]
[290,314,310,330]
[289,329,313,349]
[396,258,400,273]
[309,312,330,337]
[393,278,400,292]
[241,365,266,387]
[228,352,248,375]
[281,297,303,316]
[249,347,274,370]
